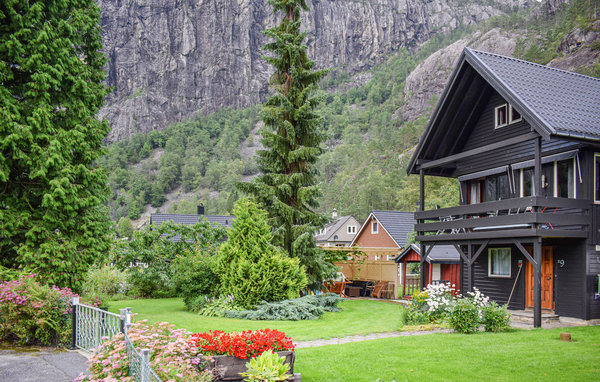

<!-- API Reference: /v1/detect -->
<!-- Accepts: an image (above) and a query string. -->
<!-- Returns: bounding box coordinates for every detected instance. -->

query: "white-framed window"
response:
[554,158,576,199]
[374,255,380,261]
[494,104,508,129]
[469,181,481,204]
[372,220,379,234]
[347,225,356,234]
[595,154,600,204]
[520,168,534,197]
[509,105,522,123]
[386,255,395,261]
[488,248,511,278]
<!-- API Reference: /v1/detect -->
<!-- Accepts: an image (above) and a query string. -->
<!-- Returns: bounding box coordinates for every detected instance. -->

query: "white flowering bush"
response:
[405,284,508,333]
[424,283,456,319]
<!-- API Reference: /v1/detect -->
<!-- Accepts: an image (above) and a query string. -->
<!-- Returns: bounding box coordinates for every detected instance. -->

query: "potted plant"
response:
[192,329,300,381]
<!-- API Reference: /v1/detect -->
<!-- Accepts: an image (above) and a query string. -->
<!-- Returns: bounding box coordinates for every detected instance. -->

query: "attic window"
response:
[372,221,379,234]
[494,104,508,129]
[347,225,356,234]
[509,105,522,123]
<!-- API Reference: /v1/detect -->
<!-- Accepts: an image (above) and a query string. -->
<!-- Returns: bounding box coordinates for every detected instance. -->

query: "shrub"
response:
[81,264,131,302]
[481,302,511,332]
[449,298,480,334]
[424,283,456,320]
[172,254,219,308]
[112,219,225,298]
[225,293,342,321]
[192,329,295,359]
[217,199,307,309]
[0,274,76,346]
[241,349,291,382]
[77,321,211,382]
[188,294,239,317]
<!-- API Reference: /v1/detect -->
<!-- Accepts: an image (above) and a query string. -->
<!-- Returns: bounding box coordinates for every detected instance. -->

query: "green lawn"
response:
[109,298,600,381]
[108,298,404,341]
[296,326,600,381]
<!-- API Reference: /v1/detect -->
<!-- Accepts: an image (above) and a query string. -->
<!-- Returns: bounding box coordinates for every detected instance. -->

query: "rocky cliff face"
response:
[98,0,531,141]
[396,28,522,122]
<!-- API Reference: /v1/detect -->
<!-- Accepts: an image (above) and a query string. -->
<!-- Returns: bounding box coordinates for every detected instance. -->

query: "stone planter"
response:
[207,351,300,382]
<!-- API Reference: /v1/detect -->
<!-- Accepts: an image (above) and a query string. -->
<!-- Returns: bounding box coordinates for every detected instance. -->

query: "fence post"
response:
[141,348,150,382]
[119,308,127,333]
[71,296,79,349]
[124,307,133,332]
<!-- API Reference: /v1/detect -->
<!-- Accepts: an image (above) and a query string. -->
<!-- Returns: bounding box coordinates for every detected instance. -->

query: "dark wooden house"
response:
[407,48,600,327]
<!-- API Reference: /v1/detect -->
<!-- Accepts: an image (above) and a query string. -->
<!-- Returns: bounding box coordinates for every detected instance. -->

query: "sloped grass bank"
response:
[109,298,404,341]
[295,326,600,381]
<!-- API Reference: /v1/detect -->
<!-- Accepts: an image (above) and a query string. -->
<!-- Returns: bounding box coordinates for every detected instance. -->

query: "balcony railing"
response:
[414,196,591,242]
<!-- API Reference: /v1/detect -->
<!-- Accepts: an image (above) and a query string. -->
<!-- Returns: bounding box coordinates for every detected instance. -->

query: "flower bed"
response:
[0,273,101,346]
[192,329,295,359]
[192,329,298,381]
[77,321,212,382]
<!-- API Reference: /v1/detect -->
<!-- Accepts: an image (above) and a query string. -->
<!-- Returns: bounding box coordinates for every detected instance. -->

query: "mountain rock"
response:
[98,0,532,141]
[396,28,521,122]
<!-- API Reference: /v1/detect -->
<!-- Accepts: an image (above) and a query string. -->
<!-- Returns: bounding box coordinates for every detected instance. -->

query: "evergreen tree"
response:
[238,0,331,288]
[0,0,111,289]
[217,199,307,309]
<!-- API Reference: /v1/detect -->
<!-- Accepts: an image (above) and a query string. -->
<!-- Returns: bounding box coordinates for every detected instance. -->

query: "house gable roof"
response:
[408,48,600,175]
[351,210,415,248]
[315,215,358,242]
[395,244,460,264]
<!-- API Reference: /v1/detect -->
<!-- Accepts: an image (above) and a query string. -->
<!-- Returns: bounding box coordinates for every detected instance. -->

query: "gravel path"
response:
[295,328,453,349]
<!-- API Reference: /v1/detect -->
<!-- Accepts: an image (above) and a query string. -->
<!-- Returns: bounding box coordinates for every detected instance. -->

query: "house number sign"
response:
[557,259,565,268]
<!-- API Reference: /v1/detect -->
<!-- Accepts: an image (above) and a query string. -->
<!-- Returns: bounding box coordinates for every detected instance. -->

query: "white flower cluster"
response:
[466,287,490,308]
[424,283,456,314]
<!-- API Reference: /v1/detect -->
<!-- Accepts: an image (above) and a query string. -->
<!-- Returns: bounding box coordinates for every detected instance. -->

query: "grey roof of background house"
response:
[149,213,234,242]
[395,243,460,263]
[315,215,355,242]
[371,210,415,248]
[150,213,235,228]
[467,48,600,141]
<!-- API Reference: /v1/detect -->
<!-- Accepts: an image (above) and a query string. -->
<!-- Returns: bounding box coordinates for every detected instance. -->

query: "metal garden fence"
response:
[71,297,163,382]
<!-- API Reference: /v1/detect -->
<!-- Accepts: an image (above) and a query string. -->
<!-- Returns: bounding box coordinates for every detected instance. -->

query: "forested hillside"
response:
[100,0,600,225]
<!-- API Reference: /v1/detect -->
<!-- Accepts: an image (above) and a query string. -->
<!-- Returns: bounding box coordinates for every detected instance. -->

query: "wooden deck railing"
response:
[414,196,591,242]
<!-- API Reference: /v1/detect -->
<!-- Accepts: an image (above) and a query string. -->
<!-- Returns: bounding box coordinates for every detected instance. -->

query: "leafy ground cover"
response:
[295,326,600,381]
[109,298,404,341]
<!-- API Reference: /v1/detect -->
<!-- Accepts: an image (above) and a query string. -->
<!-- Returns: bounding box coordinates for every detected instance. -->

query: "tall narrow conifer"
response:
[0,0,111,289]
[239,0,331,287]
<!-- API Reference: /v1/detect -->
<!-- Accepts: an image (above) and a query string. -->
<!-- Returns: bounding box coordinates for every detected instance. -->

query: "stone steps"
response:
[508,310,560,325]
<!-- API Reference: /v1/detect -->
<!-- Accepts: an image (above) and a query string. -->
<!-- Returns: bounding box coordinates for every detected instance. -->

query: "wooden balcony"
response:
[414,196,591,243]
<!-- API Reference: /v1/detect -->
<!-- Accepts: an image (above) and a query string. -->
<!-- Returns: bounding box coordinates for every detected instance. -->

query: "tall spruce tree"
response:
[239,0,331,288]
[0,0,111,289]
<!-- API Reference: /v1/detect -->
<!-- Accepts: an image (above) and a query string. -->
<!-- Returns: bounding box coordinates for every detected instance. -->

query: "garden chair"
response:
[324,280,347,297]
[371,281,388,299]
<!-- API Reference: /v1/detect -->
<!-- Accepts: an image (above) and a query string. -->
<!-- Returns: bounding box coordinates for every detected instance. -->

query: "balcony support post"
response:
[533,237,542,328]
[534,136,542,201]
[419,169,427,290]
[467,243,473,292]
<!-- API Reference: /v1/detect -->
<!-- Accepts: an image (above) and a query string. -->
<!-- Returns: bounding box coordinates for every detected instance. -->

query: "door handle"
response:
[546,276,551,280]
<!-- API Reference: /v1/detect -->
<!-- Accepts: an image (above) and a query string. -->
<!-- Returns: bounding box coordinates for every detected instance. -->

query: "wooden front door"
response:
[526,247,554,310]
